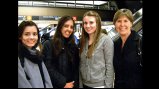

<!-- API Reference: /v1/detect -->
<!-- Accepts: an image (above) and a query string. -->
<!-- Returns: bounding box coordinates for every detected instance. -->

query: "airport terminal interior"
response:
[18,0,142,45]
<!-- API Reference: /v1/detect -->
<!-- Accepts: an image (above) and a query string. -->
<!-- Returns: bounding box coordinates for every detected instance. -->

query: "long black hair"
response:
[53,16,76,56]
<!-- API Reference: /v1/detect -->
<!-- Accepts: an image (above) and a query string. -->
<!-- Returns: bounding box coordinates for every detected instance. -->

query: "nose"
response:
[29,34,34,39]
[85,23,90,28]
[120,21,124,26]
[68,27,71,31]
[87,23,90,27]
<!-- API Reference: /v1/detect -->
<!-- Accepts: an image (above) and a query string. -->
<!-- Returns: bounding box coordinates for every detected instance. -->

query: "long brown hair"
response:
[80,11,101,58]
[53,15,75,56]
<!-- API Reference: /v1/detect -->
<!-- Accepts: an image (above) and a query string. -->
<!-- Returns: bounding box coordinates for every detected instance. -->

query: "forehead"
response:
[117,15,129,20]
[83,16,96,22]
[64,20,73,25]
[23,26,37,33]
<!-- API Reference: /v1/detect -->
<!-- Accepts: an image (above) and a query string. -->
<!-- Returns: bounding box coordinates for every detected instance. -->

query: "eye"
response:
[83,22,87,25]
[90,21,94,24]
[33,32,37,36]
[117,20,121,23]
[24,33,30,36]
[70,26,73,29]
[124,20,128,23]
[64,24,69,28]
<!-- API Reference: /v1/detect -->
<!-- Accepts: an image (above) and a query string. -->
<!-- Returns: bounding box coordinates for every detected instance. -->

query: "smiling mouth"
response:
[86,29,92,31]
[28,40,36,44]
[66,31,70,35]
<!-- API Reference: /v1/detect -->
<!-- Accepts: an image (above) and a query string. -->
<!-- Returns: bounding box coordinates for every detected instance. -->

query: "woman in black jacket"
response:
[113,8,143,88]
[42,16,79,88]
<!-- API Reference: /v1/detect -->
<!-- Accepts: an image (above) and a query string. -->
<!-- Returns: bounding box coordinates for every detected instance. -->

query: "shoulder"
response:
[43,39,53,49]
[133,31,142,45]
[114,37,121,44]
[18,57,23,68]
[43,39,52,45]
[100,33,112,40]
[131,30,141,40]
[101,33,113,45]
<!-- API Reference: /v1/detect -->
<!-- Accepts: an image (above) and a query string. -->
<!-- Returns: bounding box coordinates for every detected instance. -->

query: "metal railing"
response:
[18,1,117,10]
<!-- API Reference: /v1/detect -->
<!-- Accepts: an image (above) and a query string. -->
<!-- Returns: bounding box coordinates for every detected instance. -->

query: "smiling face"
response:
[61,20,74,38]
[83,16,97,35]
[115,15,132,36]
[20,26,38,49]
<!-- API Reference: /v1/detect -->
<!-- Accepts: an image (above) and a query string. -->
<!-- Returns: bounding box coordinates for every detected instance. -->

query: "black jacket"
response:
[42,39,79,88]
[113,30,143,88]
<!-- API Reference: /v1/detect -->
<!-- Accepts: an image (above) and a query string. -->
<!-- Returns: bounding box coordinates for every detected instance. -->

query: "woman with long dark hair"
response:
[42,16,79,88]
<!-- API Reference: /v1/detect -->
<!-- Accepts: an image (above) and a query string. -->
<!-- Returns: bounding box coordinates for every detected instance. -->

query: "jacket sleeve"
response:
[18,58,32,88]
[103,36,114,88]
[73,47,80,88]
[42,40,67,88]
[79,70,83,88]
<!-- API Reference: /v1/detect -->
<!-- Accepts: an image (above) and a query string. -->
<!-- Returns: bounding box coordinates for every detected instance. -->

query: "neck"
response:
[88,33,94,45]
[121,31,131,48]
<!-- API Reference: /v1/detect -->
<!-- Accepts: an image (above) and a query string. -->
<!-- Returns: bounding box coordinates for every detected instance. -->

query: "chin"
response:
[119,31,126,35]
[28,44,35,47]
[64,36,70,38]
[87,31,93,34]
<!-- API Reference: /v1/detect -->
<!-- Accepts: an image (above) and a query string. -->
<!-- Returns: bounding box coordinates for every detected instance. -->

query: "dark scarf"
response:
[18,43,43,64]
[18,43,46,88]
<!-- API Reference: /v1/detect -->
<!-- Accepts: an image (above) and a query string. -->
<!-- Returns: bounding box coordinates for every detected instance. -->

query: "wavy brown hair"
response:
[80,11,102,58]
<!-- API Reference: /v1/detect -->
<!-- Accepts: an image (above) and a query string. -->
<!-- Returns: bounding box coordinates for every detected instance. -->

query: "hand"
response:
[64,81,74,88]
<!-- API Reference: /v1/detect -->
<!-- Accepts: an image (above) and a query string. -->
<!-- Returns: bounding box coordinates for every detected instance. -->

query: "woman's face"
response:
[61,20,74,38]
[83,16,97,35]
[20,26,38,49]
[115,15,132,36]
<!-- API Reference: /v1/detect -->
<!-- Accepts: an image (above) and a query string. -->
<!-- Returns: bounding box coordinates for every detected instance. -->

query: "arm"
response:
[79,71,83,88]
[103,36,114,88]
[73,47,80,88]
[42,40,67,88]
[18,58,32,88]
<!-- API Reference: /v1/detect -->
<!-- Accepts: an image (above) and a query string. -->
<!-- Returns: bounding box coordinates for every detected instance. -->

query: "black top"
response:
[113,30,143,88]
[42,39,79,88]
